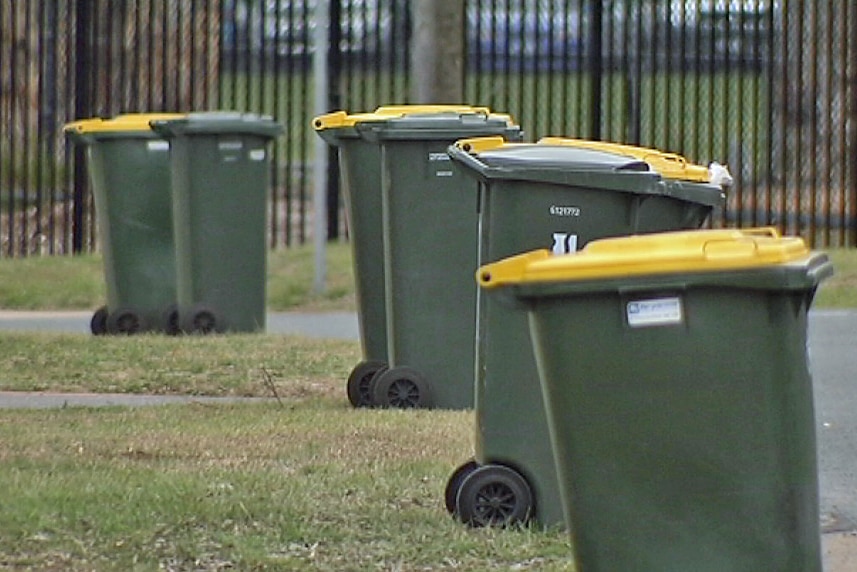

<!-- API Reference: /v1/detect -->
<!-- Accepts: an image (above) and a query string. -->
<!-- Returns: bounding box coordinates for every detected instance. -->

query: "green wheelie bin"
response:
[64,113,185,335]
[150,112,283,334]
[312,105,503,408]
[478,228,832,571]
[444,136,727,528]
[318,106,522,409]
[356,109,522,410]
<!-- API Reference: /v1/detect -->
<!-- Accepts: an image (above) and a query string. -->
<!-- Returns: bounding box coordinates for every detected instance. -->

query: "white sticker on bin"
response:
[626,297,683,328]
[249,149,266,161]
[551,232,578,255]
[219,140,243,151]
[147,140,169,152]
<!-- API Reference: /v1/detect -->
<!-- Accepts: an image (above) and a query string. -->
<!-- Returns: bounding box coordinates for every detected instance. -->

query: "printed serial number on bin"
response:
[550,205,581,217]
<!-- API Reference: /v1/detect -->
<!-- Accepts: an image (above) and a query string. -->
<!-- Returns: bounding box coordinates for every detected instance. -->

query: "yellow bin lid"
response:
[313,105,507,130]
[477,228,811,289]
[64,113,186,134]
[538,137,711,183]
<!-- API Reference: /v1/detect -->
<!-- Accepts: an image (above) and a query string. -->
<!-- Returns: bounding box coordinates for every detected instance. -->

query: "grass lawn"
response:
[0,399,575,571]
[0,240,854,312]
[0,241,356,313]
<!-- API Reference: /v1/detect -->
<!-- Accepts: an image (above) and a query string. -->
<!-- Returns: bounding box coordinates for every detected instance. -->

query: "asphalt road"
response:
[810,310,857,532]
[0,309,855,534]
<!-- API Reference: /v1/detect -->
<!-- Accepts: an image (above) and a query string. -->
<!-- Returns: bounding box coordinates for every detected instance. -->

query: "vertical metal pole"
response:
[73,0,92,254]
[843,3,857,248]
[588,0,603,140]
[626,0,642,145]
[327,0,342,240]
[313,0,330,293]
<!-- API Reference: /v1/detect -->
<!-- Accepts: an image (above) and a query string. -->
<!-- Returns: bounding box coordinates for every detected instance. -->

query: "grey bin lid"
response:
[356,112,521,142]
[454,143,667,196]
[452,143,725,205]
[478,144,652,172]
[149,111,284,139]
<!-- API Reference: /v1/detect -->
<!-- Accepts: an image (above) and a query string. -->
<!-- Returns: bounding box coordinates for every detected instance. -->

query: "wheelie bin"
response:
[64,113,185,335]
[445,136,727,528]
[149,112,283,334]
[477,228,832,571]
[312,105,505,408]
[316,108,522,409]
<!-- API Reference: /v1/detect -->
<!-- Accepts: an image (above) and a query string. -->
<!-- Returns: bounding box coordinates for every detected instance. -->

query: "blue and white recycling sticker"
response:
[626,297,683,328]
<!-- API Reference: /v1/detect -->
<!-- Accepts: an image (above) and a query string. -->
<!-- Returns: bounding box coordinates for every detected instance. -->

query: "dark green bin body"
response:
[512,254,831,571]
[361,113,521,409]
[313,127,388,369]
[151,112,283,333]
[449,143,725,526]
[65,121,177,333]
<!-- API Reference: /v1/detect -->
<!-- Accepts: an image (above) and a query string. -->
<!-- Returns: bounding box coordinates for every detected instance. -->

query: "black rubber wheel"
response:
[182,304,219,334]
[162,304,180,336]
[106,307,144,335]
[90,305,108,336]
[346,360,387,408]
[445,459,479,515]
[455,464,534,527]
[370,366,433,409]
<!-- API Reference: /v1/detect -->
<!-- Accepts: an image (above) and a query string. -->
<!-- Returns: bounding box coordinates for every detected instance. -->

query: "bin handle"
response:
[476,250,552,289]
[807,254,835,285]
[447,143,493,179]
[700,228,783,261]
[454,135,507,154]
[63,122,95,145]
[312,111,350,131]
[740,227,780,239]
[702,237,759,260]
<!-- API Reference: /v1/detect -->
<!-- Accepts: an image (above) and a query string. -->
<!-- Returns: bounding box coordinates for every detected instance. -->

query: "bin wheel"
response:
[183,305,219,334]
[455,464,534,528]
[106,307,145,335]
[90,306,109,336]
[371,366,433,409]
[445,459,479,514]
[162,305,180,336]
[346,360,387,408]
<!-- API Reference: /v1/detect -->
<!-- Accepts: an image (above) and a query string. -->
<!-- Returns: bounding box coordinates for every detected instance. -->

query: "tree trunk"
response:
[410,0,465,104]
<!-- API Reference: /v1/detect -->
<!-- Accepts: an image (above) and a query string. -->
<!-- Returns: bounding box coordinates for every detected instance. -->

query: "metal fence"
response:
[1,0,855,257]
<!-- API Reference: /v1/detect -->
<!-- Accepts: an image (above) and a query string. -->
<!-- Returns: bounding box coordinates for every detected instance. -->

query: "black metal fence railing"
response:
[0,1,854,257]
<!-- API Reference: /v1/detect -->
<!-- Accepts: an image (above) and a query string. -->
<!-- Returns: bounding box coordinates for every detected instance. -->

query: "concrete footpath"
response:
[0,310,359,339]
[1,309,855,569]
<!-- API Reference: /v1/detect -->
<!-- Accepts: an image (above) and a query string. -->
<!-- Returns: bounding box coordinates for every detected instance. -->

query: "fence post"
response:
[72,0,92,254]
[588,0,603,141]
[313,0,330,293]
[849,2,857,246]
[326,0,342,240]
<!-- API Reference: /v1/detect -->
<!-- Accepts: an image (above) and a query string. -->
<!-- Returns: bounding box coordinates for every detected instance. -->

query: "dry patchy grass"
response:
[0,402,576,571]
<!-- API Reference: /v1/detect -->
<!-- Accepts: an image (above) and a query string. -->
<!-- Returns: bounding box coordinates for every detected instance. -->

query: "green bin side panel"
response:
[529,287,821,572]
[337,138,387,362]
[88,137,176,330]
[635,186,717,232]
[476,178,716,527]
[171,133,271,332]
[382,140,479,409]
